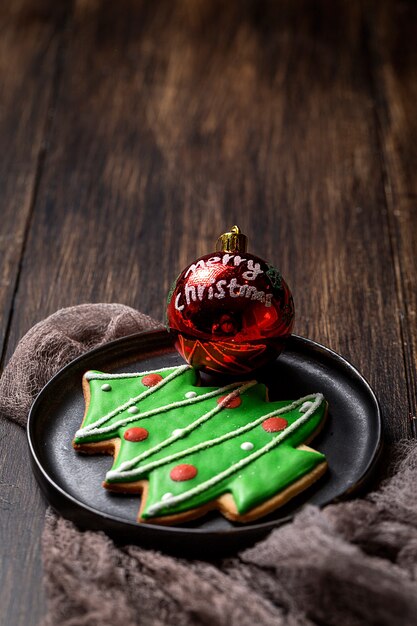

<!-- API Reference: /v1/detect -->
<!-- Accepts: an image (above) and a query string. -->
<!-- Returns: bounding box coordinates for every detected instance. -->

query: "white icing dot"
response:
[172,429,184,437]
[101,383,111,392]
[162,492,173,501]
[185,391,197,399]
[240,441,254,451]
[300,401,313,413]
[128,406,139,414]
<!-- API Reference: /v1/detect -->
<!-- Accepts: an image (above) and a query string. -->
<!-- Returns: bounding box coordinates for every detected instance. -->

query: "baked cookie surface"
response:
[73,365,327,524]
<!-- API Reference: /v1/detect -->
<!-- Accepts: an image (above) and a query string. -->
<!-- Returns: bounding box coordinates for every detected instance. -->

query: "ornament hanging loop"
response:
[216,225,248,253]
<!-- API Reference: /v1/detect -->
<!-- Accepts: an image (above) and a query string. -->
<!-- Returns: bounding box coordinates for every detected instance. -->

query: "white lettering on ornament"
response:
[175,278,273,310]
[184,254,262,278]
[175,293,184,311]
[185,284,196,305]
[184,260,206,278]
[242,259,263,280]
[214,280,227,299]
[206,256,221,266]
[175,256,270,311]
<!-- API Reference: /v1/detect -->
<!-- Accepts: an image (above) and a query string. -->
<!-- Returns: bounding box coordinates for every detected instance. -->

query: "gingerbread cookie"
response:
[73,365,327,524]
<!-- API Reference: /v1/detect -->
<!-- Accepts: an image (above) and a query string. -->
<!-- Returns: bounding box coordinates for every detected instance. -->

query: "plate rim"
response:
[27,330,382,538]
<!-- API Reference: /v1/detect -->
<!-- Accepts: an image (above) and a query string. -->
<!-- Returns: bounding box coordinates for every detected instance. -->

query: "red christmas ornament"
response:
[166,226,294,375]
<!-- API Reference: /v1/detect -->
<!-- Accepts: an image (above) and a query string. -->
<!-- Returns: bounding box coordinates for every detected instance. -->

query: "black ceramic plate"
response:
[28,330,381,557]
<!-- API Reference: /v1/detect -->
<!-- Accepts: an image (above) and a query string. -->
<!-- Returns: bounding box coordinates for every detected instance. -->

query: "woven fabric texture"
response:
[1,304,416,626]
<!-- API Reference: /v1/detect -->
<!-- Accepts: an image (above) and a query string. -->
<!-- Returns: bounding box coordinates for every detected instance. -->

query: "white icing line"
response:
[107,393,322,482]
[75,378,247,440]
[105,382,257,475]
[144,393,324,517]
[84,365,188,380]
[76,365,189,438]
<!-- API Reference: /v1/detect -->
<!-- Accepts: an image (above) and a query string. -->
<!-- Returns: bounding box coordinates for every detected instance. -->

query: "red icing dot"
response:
[124,427,149,442]
[170,464,198,482]
[217,395,242,409]
[262,417,288,432]
[141,373,163,387]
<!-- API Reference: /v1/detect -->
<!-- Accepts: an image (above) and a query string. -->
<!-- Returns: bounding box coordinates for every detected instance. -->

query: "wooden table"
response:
[0,1,416,623]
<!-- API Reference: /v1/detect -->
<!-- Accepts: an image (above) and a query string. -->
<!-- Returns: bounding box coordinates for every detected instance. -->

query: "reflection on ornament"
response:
[166,226,295,375]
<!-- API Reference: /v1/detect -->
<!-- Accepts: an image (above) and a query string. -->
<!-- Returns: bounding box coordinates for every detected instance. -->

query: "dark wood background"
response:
[0,0,416,623]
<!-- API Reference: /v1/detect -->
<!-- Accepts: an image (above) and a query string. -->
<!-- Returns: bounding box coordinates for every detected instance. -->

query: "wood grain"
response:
[0,1,415,624]
[0,0,66,364]
[6,0,408,439]
[368,0,417,428]
[0,2,71,624]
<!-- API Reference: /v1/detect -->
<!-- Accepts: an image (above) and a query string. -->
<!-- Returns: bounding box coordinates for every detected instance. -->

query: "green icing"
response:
[266,264,283,291]
[74,365,327,520]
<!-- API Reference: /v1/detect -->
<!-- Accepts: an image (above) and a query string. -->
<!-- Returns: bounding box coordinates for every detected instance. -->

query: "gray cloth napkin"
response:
[1,304,416,626]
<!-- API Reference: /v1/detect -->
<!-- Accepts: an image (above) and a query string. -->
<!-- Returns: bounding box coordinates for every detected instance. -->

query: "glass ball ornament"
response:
[166,226,295,375]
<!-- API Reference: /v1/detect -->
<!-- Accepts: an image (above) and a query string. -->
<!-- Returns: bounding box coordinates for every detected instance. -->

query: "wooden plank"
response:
[1,1,411,623]
[0,420,47,625]
[5,1,408,440]
[0,2,71,625]
[0,1,65,362]
[235,2,410,442]
[368,0,417,432]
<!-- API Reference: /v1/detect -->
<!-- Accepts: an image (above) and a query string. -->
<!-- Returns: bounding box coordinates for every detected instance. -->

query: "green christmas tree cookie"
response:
[73,365,328,524]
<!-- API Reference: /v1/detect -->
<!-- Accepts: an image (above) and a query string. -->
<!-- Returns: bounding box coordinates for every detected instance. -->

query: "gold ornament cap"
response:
[216,225,248,253]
